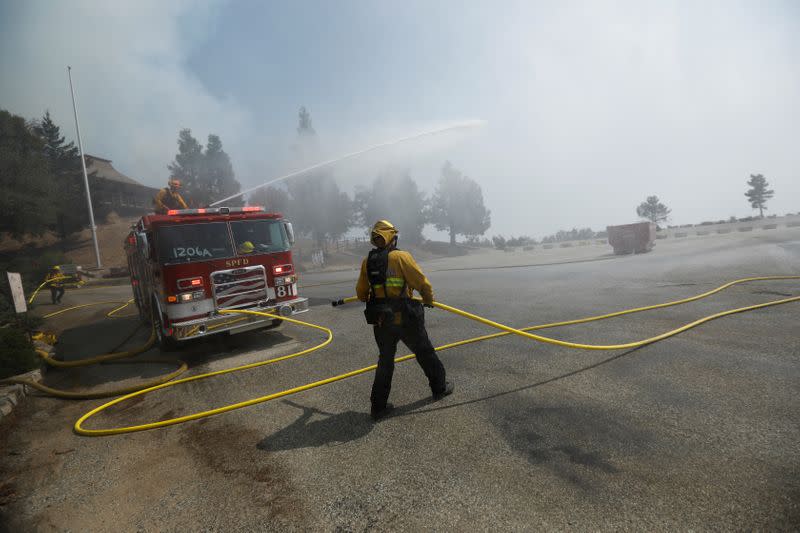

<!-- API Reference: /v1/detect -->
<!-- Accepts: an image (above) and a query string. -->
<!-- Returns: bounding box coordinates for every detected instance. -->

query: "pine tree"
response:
[297,106,315,137]
[744,174,774,218]
[636,195,671,225]
[285,106,353,246]
[292,106,320,164]
[0,110,54,238]
[203,134,242,207]
[34,111,87,238]
[168,129,204,206]
[168,130,242,207]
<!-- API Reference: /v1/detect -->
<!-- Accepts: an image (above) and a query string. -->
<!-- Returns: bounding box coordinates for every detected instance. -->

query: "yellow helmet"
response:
[371,220,398,248]
[238,241,255,254]
[52,265,61,271]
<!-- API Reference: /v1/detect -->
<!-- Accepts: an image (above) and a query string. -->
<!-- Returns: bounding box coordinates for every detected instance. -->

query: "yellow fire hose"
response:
[3,275,798,435]
[58,275,798,436]
[3,299,188,399]
[27,274,86,304]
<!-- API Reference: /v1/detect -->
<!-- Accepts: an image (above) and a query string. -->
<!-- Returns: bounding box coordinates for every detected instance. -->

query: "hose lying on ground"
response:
[3,299,187,399]
[27,274,85,305]
[57,275,798,436]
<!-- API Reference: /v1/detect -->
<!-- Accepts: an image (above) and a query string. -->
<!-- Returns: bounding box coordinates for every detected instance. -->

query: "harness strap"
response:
[367,249,407,302]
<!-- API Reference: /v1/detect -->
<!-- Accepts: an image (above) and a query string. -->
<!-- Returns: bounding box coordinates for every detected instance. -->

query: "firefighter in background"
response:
[45,266,65,304]
[356,220,453,421]
[238,241,255,254]
[154,178,188,214]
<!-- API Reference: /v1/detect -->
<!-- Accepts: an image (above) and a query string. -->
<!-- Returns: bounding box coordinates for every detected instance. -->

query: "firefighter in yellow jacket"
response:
[154,178,188,214]
[45,266,65,304]
[356,220,453,420]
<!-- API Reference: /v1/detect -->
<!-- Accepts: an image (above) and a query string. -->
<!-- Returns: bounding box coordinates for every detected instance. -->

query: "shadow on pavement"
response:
[179,329,295,369]
[256,347,646,452]
[42,316,296,394]
[396,345,646,416]
[257,400,373,451]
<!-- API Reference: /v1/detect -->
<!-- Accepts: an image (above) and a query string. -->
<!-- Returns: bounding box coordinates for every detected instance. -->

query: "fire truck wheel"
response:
[151,303,179,351]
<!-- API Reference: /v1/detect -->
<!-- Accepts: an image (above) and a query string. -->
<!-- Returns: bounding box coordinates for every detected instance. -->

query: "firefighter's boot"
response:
[432,381,454,400]
[370,402,394,421]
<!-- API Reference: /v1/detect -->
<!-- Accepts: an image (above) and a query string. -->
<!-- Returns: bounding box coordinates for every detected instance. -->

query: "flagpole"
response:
[67,66,101,269]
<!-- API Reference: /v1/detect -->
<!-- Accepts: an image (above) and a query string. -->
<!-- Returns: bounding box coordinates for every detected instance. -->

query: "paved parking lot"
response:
[1,229,799,531]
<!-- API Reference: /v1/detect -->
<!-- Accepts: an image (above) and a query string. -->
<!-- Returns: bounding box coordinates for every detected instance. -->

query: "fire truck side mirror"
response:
[137,233,150,259]
[284,222,295,246]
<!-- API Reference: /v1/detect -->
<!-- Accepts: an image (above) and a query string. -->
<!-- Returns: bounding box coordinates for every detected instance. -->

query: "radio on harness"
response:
[364,248,407,326]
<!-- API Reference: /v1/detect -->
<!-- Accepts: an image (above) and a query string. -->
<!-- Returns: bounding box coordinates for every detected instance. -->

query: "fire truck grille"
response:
[211,265,269,310]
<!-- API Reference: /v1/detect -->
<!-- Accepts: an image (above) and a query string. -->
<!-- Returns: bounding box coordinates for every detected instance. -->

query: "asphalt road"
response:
[1,229,799,531]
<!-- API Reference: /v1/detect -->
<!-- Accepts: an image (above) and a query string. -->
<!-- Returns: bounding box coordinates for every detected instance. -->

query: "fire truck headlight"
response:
[177,290,206,303]
[275,275,296,286]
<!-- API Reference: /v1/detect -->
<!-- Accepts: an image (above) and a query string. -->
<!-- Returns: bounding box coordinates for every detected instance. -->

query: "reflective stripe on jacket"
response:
[356,250,434,305]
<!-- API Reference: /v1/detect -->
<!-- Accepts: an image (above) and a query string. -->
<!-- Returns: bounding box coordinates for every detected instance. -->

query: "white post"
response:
[67,66,101,269]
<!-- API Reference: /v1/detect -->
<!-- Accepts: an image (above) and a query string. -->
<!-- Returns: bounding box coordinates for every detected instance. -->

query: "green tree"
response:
[636,195,671,225]
[33,111,87,238]
[168,128,204,205]
[168,130,241,207]
[249,185,289,214]
[202,134,242,207]
[428,161,491,245]
[0,110,54,238]
[744,173,774,218]
[354,169,427,245]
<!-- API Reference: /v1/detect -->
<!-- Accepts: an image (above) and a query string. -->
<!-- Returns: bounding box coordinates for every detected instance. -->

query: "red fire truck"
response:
[125,206,308,349]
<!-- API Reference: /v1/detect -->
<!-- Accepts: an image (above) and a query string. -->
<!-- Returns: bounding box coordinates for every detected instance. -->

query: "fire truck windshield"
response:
[156,222,234,264]
[230,220,290,254]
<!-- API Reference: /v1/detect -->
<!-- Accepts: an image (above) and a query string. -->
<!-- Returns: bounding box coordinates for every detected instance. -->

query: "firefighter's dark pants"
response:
[371,306,447,410]
[50,286,64,304]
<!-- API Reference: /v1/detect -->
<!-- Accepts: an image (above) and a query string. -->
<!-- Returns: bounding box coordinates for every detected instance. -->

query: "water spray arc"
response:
[209,120,486,207]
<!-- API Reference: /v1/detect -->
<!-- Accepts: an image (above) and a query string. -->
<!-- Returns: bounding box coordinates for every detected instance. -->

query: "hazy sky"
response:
[1,1,798,239]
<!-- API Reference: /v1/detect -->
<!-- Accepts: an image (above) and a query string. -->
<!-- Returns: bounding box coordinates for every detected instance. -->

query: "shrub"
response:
[506,235,536,247]
[0,326,40,379]
[1,249,69,295]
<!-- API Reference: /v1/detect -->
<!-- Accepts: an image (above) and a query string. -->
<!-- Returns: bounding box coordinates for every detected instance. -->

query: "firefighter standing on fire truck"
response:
[154,178,188,214]
[356,220,453,421]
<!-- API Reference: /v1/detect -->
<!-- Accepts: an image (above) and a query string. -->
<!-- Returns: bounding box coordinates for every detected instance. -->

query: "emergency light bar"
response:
[166,206,263,216]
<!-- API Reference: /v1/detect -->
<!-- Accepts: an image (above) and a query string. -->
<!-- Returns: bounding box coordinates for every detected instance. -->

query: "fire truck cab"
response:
[125,206,308,349]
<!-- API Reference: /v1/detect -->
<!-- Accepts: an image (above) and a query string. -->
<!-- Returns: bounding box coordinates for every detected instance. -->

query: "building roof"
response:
[84,154,158,190]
